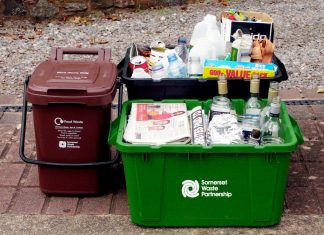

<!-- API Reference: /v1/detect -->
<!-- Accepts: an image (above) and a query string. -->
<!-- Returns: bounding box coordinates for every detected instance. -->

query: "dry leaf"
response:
[89,37,95,45]
[106,15,120,21]
[96,38,108,44]
[180,4,188,10]
[69,16,91,25]
[317,86,324,93]
[218,0,228,6]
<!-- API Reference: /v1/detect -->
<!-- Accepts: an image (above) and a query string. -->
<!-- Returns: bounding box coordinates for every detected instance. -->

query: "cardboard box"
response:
[202,60,276,80]
[221,11,274,44]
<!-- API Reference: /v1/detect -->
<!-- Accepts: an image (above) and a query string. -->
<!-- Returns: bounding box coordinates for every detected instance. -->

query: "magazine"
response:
[123,103,191,145]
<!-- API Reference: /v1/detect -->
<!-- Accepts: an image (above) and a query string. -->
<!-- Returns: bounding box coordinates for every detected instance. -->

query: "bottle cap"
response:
[167,53,177,62]
[268,88,279,103]
[218,76,228,95]
[250,74,260,94]
[178,36,187,44]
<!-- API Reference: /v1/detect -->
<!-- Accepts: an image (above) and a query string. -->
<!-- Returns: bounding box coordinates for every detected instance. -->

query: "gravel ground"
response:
[0,0,323,96]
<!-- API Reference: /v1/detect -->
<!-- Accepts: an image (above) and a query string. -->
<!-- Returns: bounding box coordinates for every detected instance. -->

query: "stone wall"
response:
[0,0,191,20]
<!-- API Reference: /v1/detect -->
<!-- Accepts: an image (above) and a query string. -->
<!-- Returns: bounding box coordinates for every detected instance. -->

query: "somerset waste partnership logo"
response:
[181,179,233,199]
[181,180,200,198]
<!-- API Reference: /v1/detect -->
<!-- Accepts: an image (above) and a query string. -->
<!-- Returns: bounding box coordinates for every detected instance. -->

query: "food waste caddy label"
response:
[182,180,233,198]
[54,117,84,149]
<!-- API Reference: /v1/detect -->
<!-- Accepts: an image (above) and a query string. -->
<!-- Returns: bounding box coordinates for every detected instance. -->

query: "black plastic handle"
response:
[274,56,288,82]
[19,76,121,168]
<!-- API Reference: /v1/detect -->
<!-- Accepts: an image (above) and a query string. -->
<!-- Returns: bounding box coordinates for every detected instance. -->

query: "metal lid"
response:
[27,48,117,106]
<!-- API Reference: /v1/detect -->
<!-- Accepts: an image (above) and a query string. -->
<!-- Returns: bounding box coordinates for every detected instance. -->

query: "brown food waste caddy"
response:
[19,47,120,195]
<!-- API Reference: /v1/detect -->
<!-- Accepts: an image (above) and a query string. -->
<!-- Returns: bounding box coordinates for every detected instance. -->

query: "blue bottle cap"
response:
[167,53,177,62]
[178,36,187,44]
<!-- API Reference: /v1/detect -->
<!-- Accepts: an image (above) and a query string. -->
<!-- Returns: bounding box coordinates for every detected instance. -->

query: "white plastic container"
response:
[189,14,225,66]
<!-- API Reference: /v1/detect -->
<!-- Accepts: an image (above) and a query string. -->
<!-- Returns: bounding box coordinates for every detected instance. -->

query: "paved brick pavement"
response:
[0,89,323,217]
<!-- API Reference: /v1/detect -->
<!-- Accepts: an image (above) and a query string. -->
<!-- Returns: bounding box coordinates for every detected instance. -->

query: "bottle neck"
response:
[267,90,279,104]
[250,92,259,98]
[269,112,279,119]
[219,94,228,98]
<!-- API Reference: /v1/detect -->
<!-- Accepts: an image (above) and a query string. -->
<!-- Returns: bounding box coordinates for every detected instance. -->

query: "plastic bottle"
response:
[166,53,187,78]
[151,63,165,81]
[187,56,203,78]
[189,14,225,66]
[190,14,217,46]
[175,36,189,64]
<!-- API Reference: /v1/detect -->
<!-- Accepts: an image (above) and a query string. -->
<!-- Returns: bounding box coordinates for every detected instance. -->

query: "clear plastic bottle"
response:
[261,99,283,145]
[187,56,203,78]
[175,36,189,64]
[244,74,262,118]
[151,63,166,81]
[166,53,187,78]
[260,82,279,127]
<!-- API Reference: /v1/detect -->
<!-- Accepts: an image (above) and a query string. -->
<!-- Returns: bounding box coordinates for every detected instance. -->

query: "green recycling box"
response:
[109,99,303,227]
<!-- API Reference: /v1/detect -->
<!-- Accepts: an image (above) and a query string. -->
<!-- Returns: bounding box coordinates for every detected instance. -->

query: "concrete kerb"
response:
[0,214,323,235]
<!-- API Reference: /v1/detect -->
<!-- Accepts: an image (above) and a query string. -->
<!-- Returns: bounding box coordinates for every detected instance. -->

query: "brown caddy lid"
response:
[27,48,117,106]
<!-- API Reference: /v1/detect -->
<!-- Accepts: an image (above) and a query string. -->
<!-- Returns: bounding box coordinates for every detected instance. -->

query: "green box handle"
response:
[108,117,120,146]
[289,115,304,145]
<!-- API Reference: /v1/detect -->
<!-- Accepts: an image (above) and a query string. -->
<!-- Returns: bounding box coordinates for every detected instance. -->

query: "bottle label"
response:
[245,108,261,118]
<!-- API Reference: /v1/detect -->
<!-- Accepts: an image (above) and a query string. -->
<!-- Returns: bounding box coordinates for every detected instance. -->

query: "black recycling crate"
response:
[121,48,288,100]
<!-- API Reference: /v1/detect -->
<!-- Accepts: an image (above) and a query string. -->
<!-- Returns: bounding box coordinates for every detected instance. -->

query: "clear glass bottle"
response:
[260,82,279,127]
[244,73,262,118]
[166,53,187,78]
[187,56,203,78]
[241,116,261,145]
[175,36,189,64]
[261,99,283,145]
[208,75,235,122]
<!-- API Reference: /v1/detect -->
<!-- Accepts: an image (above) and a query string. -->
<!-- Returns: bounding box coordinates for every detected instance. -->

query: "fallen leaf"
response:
[301,145,311,150]
[96,38,108,44]
[27,34,35,39]
[308,176,318,180]
[69,16,92,25]
[106,14,120,21]
[218,0,228,6]
[24,0,36,4]
[180,4,188,10]
[89,37,95,45]
[317,86,324,93]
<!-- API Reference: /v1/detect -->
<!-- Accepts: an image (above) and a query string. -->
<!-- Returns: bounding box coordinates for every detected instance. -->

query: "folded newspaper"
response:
[124,103,191,145]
